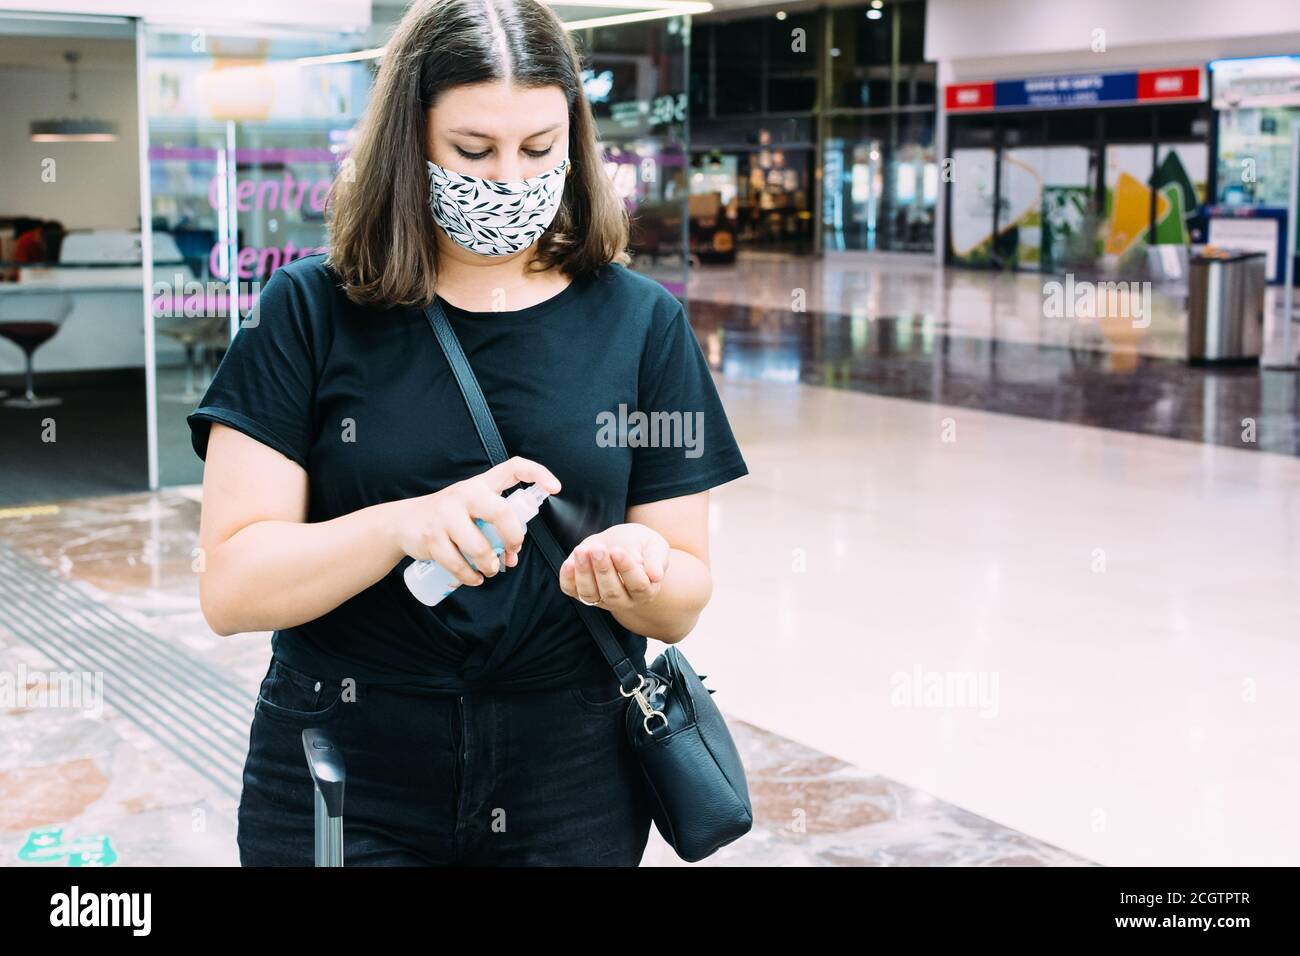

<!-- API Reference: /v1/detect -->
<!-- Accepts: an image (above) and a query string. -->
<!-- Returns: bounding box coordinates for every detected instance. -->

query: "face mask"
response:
[426,155,570,256]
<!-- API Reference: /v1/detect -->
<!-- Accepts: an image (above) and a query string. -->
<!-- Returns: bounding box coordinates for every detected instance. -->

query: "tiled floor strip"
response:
[0,543,246,799]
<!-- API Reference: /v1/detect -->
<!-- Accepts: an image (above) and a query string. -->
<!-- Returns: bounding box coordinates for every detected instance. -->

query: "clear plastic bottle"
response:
[403,484,550,606]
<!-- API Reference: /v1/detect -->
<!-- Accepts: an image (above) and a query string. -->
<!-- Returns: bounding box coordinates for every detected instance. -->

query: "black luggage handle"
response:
[303,727,345,867]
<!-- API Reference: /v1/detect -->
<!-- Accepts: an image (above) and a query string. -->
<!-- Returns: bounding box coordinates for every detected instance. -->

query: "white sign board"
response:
[1208,216,1280,278]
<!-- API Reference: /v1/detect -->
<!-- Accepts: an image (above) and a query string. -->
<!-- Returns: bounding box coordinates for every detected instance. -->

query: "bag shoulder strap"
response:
[423,299,645,692]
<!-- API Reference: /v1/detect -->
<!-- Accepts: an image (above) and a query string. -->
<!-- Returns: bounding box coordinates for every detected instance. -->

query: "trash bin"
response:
[1187,250,1267,363]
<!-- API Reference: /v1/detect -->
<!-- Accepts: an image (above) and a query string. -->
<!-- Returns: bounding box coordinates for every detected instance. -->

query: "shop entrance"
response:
[690,147,814,257]
[0,13,148,506]
[946,104,1212,277]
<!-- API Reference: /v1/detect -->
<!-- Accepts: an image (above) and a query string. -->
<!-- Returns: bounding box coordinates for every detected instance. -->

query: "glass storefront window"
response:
[823,1,935,253]
[946,104,1212,275]
[829,0,930,110]
[749,146,813,252]
[829,5,892,110]
[1154,142,1208,245]
[0,18,148,502]
[143,26,375,486]
[823,116,888,251]
[891,111,937,251]
[688,21,713,119]
[1217,106,1300,206]
[767,11,818,113]
[690,146,814,255]
[1102,143,1154,269]
[581,15,690,295]
[896,0,934,107]
[714,18,763,115]
[997,146,1096,271]
[897,62,937,108]
[692,3,936,255]
[824,111,935,253]
[947,147,998,265]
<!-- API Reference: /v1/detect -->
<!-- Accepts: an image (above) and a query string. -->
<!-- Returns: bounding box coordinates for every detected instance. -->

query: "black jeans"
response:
[237,656,654,866]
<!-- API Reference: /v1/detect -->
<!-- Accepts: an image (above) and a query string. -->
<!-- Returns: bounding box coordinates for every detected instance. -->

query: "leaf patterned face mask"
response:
[426,156,571,256]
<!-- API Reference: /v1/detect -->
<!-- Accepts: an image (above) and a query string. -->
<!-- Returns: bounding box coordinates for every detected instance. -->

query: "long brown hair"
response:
[326,0,631,309]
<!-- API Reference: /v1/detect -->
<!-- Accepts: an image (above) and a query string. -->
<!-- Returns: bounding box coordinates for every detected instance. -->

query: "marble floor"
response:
[0,489,1085,867]
[692,251,1300,365]
[714,377,1300,866]
[687,253,1300,455]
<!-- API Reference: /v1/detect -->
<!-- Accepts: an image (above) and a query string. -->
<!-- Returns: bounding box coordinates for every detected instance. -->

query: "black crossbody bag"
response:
[424,299,753,862]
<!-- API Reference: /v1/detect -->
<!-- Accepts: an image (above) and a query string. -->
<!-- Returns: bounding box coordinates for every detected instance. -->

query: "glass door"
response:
[822,134,885,251]
[1101,144,1156,272]
[947,147,997,265]
[1153,142,1208,245]
[141,23,372,487]
[997,146,1096,273]
[579,15,691,301]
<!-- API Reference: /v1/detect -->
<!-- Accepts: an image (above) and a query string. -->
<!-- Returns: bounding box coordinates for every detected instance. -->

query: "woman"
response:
[190,0,748,866]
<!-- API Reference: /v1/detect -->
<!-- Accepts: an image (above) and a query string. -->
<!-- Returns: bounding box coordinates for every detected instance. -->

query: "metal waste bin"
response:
[1187,250,1266,363]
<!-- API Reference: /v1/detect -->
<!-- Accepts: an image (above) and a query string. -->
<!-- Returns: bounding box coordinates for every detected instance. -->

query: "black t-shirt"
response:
[187,253,749,693]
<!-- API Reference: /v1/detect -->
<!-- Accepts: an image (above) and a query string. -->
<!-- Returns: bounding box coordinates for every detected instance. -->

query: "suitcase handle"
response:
[302,727,345,866]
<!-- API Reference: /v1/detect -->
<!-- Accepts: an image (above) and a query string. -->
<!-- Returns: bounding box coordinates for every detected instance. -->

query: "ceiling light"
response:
[293,1,716,65]
[29,51,118,143]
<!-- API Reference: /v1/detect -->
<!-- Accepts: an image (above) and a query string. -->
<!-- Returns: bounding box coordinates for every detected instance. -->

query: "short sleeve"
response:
[187,267,317,470]
[625,302,749,507]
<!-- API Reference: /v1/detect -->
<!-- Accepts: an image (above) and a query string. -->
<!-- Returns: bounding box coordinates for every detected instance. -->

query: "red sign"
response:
[945,82,995,112]
[1137,68,1202,102]
[945,68,1203,113]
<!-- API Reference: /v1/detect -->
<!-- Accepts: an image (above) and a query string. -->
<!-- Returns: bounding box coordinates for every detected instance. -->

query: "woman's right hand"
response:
[385,456,562,587]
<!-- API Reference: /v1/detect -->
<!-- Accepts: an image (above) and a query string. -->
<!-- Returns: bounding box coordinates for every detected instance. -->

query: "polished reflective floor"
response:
[689,254,1300,456]
[703,374,1300,866]
[697,256,1300,864]
[0,490,1086,866]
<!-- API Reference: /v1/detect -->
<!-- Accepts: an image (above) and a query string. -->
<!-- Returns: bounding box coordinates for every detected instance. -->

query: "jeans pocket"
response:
[254,658,344,724]
[569,674,629,714]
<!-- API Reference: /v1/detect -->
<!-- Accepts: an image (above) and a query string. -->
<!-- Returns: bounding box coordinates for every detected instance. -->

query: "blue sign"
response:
[996,72,1139,109]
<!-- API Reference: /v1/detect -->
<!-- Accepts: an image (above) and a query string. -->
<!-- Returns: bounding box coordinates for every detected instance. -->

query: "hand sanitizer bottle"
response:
[403,484,550,606]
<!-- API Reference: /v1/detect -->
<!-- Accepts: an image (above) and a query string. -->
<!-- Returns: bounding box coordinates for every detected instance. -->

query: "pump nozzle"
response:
[506,483,550,522]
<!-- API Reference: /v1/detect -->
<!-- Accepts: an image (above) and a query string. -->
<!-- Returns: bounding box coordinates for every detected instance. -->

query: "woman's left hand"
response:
[559,522,670,610]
